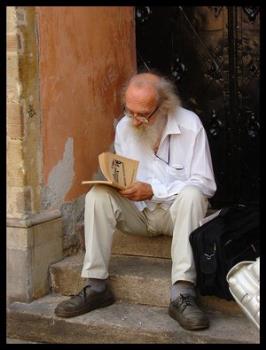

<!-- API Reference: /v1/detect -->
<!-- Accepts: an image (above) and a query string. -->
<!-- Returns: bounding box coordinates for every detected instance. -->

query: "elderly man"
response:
[55,72,216,331]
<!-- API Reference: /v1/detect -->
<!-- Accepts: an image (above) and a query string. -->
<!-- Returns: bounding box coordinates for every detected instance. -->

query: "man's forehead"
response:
[126,84,156,96]
[125,94,158,113]
[126,82,158,102]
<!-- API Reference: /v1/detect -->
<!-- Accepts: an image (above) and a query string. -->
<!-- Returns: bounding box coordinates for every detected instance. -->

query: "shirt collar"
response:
[161,110,181,143]
[155,110,181,163]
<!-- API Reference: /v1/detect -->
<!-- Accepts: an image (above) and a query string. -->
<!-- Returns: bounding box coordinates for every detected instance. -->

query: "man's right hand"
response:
[119,181,153,201]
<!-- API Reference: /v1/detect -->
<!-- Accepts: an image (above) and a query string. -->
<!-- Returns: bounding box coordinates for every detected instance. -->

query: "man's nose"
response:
[132,117,143,127]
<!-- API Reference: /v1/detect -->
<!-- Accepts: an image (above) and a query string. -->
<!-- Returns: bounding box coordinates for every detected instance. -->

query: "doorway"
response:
[136,6,260,207]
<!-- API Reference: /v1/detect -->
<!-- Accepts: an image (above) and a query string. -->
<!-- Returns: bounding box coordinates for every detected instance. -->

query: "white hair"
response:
[121,72,181,114]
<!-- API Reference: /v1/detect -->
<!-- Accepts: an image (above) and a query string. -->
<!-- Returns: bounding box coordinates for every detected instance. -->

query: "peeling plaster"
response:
[42,137,74,209]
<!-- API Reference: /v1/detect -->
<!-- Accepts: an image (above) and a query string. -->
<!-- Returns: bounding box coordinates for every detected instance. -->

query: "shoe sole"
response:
[55,295,115,318]
[168,306,209,331]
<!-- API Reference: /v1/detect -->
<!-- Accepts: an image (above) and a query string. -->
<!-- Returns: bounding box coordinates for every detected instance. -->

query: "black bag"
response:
[189,205,260,300]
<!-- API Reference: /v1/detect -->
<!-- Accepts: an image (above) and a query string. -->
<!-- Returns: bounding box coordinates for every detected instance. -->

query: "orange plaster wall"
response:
[38,6,136,202]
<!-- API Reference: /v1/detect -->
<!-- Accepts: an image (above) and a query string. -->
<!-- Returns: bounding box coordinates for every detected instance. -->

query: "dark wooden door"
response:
[136,6,260,208]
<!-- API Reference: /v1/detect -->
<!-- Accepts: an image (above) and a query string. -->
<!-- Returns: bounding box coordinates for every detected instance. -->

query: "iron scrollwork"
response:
[205,59,223,81]
[244,109,260,139]
[207,109,224,137]
[135,6,260,206]
[243,7,260,22]
[136,7,152,24]
[210,6,223,17]
[170,56,187,82]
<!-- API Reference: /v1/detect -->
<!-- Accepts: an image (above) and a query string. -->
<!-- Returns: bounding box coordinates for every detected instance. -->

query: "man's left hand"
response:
[119,181,153,201]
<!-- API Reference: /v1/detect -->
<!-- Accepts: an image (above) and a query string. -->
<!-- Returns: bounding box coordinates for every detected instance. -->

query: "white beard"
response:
[129,112,167,151]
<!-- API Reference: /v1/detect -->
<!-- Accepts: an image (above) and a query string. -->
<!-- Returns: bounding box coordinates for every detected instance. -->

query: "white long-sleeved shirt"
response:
[114,106,217,211]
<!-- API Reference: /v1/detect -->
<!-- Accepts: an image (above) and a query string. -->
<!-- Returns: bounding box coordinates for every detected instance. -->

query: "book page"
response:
[82,152,139,190]
[99,152,139,188]
[81,180,124,190]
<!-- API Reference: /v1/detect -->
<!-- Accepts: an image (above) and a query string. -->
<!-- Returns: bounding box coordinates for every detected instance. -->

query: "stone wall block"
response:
[7,217,63,303]
[7,54,20,102]
[31,218,63,299]
[7,248,32,303]
[7,226,33,250]
[7,187,32,216]
[7,139,25,187]
[7,33,18,52]
[7,7,17,32]
[7,102,24,139]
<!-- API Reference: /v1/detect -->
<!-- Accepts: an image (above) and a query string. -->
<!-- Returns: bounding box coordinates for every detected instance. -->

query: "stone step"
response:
[79,209,218,259]
[7,294,259,344]
[6,338,45,344]
[111,230,172,258]
[49,253,242,316]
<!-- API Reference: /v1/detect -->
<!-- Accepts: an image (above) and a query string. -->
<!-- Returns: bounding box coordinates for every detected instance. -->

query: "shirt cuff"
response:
[149,179,166,201]
[150,178,191,202]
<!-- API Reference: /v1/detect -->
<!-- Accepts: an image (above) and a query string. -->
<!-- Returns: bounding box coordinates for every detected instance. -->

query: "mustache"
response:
[130,112,167,148]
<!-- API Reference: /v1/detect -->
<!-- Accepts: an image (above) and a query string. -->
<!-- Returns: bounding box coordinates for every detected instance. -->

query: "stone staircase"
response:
[7,230,260,344]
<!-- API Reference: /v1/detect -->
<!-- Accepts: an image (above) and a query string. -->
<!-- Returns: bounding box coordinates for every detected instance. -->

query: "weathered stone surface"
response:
[7,187,29,217]
[49,253,84,291]
[86,209,218,259]
[32,217,62,247]
[7,139,25,186]
[112,230,172,258]
[31,218,63,299]
[7,33,18,52]
[6,338,45,344]
[50,253,241,315]
[7,7,17,33]
[7,226,32,250]
[7,54,20,101]
[7,294,259,344]
[7,248,32,303]
[7,218,63,303]
[110,255,171,307]
[7,102,24,139]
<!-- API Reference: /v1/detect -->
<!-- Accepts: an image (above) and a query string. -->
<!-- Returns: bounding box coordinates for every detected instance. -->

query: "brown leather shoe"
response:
[168,293,209,330]
[55,284,115,318]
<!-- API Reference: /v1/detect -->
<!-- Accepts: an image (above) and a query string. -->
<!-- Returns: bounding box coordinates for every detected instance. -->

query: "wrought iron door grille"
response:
[135,6,260,207]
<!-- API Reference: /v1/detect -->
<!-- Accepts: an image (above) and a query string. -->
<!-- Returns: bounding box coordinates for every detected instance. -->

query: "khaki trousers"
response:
[81,185,208,285]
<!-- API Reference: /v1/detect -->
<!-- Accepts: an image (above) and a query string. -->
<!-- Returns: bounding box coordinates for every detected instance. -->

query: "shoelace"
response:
[173,293,194,312]
[70,285,91,299]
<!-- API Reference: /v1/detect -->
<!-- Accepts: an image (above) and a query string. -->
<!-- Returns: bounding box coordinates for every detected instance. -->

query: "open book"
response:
[82,152,139,190]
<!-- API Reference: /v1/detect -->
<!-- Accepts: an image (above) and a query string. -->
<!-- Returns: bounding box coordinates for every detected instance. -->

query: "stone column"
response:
[7,6,63,303]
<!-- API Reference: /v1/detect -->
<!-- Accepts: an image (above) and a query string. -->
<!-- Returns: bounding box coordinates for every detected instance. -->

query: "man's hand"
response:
[119,181,153,201]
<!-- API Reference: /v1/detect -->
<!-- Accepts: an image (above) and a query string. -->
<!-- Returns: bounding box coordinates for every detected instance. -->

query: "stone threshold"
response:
[7,294,259,344]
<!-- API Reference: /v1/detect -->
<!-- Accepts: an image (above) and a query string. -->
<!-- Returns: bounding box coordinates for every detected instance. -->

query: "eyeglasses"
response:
[124,104,160,124]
